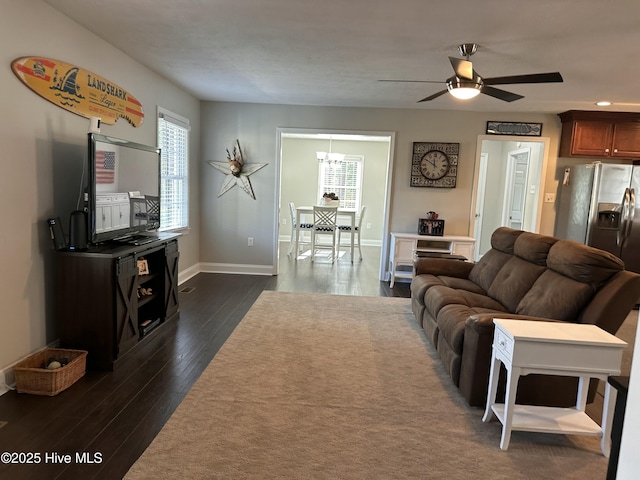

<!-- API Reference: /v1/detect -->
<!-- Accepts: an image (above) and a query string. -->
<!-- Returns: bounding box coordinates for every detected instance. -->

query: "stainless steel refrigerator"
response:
[555,162,640,273]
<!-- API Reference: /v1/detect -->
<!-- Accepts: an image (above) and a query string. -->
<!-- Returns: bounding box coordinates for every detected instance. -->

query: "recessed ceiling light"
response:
[596,101,612,106]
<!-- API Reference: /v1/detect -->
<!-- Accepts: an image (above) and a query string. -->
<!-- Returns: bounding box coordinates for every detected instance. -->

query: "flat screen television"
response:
[88,133,161,245]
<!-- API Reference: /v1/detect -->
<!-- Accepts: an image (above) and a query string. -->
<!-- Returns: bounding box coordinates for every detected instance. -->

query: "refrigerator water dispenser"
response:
[597,203,621,229]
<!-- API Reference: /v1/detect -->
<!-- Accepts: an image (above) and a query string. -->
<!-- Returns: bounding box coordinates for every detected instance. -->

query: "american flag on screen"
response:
[95,150,116,184]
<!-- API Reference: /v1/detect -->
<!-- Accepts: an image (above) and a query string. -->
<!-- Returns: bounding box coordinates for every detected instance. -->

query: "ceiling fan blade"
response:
[481,86,524,102]
[378,79,444,84]
[449,57,474,80]
[484,72,563,85]
[418,89,449,102]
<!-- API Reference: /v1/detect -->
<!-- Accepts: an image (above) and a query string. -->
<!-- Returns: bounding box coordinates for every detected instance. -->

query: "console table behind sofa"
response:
[389,232,475,287]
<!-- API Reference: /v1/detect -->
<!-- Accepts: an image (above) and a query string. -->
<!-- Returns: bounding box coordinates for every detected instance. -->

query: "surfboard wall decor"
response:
[11,57,144,127]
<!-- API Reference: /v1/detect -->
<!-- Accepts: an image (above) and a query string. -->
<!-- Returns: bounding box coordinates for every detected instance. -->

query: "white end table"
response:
[482,319,627,456]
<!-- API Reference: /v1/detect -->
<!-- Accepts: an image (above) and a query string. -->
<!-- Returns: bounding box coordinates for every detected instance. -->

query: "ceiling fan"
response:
[380,43,563,103]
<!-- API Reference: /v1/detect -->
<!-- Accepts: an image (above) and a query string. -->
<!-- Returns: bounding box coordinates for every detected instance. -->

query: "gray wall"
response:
[200,102,562,272]
[1,0,201,374]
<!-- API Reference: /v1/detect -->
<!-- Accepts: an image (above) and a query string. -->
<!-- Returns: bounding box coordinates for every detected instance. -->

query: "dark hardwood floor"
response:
[0,245,410,480]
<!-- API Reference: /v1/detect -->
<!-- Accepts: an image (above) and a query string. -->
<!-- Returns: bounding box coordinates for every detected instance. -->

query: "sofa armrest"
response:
[413,258,475,277]
[466,313,563,330]
[579,270,640,334]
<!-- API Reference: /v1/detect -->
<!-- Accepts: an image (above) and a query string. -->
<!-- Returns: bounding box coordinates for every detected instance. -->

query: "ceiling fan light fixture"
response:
[446,76,482,100]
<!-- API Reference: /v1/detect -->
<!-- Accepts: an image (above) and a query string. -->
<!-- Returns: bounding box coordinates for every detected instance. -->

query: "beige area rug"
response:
[125,291,611,480]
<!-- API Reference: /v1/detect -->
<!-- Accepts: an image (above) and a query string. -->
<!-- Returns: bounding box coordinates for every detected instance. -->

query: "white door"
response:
[503,150,530,230]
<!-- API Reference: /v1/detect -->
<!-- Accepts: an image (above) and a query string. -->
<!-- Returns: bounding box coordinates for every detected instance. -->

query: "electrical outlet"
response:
[544,193,556,203]
[248,237,254,247]
[367,223,372,229]
[282,218,286,225]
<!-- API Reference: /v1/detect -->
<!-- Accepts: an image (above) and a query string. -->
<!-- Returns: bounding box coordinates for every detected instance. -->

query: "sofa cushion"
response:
[487,257,546,312]
[410,274,445,304]
[487,232,558,312]
[548,240,624,287]
[467,227,524,291]
[490,227,524,253]
[468,249,513,292]
[439,276,486,294]
[516,269,593,321]
[411,275,488,305]
[424,285,466,316]
[425,285,506,319]
[514,232,558,265]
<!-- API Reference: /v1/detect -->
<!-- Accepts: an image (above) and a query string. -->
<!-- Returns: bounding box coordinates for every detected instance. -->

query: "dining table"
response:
[295,206,357,261]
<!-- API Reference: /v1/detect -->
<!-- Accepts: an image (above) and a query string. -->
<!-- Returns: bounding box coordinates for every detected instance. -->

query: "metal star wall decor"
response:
[208,140,267,200]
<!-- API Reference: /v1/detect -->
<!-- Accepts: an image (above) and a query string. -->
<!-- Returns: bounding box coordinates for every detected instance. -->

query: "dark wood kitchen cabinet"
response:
[55,234,180,370]
[558,110,640,159]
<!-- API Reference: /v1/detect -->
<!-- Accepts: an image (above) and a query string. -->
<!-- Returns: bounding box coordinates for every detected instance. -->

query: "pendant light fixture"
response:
[316,137,345,165]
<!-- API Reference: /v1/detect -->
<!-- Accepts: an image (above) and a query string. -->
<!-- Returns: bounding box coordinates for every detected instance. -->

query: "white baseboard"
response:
[199,262,274,276]
[0,340,60,397]
[178,263,201,285]
[278,236,382,247]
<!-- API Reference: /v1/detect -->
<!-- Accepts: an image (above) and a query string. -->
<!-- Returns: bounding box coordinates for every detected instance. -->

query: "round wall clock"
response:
[420,150,450,180]
[411,142,459,188]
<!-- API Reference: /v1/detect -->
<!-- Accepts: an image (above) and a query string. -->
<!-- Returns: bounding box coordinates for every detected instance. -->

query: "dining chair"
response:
[338,205,366,261]
[311,205,338,262]
[287,202,297,256]
[288,202,312,256]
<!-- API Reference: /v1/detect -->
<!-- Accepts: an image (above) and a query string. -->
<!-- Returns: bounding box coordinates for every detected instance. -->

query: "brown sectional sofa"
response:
[410,227,640,407]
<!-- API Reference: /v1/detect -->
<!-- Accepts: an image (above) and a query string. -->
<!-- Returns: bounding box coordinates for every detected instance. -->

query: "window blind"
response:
[319,155,363,210]
[158,109,189,231]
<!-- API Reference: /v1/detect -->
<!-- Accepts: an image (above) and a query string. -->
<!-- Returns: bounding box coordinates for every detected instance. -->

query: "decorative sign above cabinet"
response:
[411,142,459,188]
[486,121,542,136]
[11,57,144,126]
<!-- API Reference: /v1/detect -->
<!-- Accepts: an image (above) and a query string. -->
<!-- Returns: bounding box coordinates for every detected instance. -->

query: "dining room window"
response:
[318,155,363,210]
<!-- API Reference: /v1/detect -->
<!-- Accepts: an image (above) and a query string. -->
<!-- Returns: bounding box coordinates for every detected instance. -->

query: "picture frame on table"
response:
[137,258,149,275]
[418,218,445,236]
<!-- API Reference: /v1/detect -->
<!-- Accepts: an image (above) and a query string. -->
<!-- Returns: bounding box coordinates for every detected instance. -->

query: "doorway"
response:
[275,128,396,280]
[502,147,532,230]
[470,135,549,260]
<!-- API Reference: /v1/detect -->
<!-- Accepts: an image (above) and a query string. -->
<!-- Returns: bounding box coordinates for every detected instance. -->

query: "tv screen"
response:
[88,133,161,244]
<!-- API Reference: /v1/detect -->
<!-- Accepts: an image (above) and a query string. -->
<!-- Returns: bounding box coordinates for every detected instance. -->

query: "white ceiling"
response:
[43,0,640,113]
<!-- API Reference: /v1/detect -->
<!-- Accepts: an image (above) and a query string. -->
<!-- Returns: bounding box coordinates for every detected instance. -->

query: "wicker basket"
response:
[14,348,87,396]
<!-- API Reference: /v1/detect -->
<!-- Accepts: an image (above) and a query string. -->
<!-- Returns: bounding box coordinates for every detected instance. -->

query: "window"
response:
[157,108,189,231]
[318,155,363,210]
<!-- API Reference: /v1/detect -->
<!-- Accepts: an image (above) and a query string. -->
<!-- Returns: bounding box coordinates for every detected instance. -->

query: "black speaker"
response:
[68,210,88,251]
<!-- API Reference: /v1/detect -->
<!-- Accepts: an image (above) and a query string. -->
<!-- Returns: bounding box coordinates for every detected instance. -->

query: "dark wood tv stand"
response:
[55,233,180,370]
